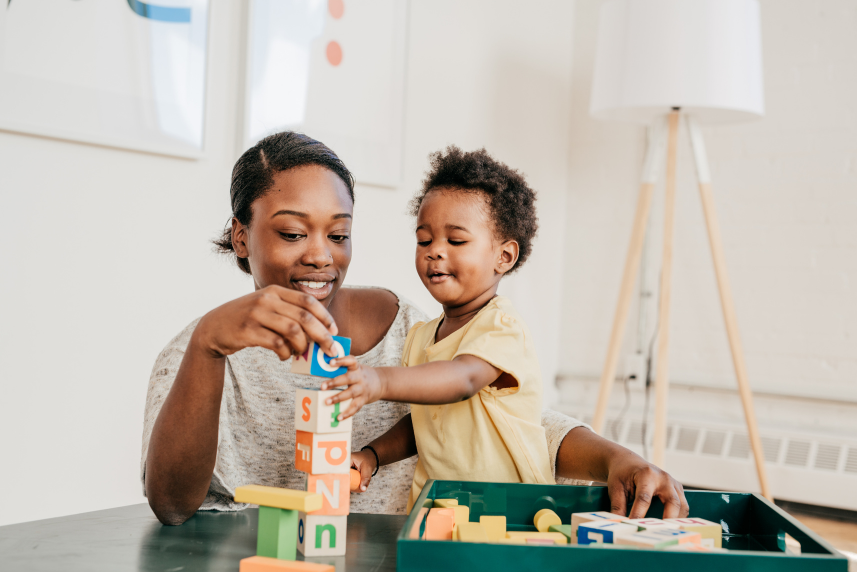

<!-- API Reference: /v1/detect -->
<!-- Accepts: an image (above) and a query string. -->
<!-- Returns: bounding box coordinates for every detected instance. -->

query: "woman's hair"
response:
[409,146,538,274]
[214,131,355,274]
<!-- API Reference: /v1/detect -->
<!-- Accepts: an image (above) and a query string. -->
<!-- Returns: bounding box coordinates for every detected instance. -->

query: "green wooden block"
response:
[257,506,298,560]
[549,524,573,541]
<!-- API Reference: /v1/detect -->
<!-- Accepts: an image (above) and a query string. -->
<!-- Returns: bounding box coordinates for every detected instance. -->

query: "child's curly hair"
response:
[409,146,538,274]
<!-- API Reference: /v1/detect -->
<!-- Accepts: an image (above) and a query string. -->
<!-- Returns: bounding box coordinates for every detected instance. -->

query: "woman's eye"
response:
[279,233,305,241]
[329,235,350,243]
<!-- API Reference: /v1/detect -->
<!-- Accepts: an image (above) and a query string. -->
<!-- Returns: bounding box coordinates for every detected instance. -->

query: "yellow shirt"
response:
[404,296,554,511]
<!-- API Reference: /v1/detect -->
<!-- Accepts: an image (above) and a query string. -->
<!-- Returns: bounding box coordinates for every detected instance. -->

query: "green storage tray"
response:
[397,480,848,571]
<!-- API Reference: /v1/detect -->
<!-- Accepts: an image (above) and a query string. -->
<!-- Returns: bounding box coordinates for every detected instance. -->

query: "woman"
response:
[142,132,688,525]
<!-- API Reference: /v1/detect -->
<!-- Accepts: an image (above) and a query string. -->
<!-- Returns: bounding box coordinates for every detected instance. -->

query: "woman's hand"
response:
[604,448,689,519]
[194,285,339,361]
[320,356,385,420]
[350,449,377,493]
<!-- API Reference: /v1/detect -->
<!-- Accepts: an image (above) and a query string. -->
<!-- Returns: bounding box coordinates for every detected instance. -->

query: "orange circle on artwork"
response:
[328,0,344,19]
[326,41,343,66]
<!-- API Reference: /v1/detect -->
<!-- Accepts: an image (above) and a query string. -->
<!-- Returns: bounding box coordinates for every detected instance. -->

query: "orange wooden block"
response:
[306,473,350,515]
[425,508,455,540]
[294,430,351,475]
[350,468,361,492]
[240,556,334,571]
[408,507,430,539]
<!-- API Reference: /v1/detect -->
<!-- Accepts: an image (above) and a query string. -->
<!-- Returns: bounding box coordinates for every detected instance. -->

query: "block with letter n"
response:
[298,513,347,556]
[305,473,350,516]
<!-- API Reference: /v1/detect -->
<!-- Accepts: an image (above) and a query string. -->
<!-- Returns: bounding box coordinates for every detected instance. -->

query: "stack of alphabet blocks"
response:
[235,337,355,572]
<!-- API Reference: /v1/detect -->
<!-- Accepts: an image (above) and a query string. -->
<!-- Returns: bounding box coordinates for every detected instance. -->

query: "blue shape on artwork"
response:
[309,335,352,378]
[126,0,191,23]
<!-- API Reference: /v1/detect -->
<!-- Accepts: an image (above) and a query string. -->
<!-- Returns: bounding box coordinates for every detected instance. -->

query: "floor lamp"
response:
[588,0,773,501]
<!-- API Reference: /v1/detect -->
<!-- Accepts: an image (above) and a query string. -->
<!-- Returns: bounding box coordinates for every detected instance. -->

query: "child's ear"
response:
[232,217,250,259]
[495,240,519,275]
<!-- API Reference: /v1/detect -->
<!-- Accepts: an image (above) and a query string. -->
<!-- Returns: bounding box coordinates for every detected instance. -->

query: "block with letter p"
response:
[294,388,353,434]
[294,430,352,475]
[290,336,352,379]
[306,473,350,516]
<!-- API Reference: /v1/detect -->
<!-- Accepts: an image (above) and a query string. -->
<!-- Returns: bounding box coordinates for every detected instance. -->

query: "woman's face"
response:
[236,165,353,307]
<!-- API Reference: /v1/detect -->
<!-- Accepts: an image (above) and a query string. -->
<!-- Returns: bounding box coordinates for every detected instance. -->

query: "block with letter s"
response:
[294,388,353,434]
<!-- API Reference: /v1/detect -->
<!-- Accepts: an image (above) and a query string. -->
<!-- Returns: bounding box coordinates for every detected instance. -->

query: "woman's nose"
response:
[302,236,333,267]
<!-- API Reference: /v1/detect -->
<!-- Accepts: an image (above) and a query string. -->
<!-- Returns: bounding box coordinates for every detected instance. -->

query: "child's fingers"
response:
[337,396,365,421]
[322,372,358,394]
[326,382,358,405]
[329,355,358,369]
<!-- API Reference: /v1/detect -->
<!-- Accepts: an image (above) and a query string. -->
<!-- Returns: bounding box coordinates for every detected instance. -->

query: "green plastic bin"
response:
[396,480,849,571]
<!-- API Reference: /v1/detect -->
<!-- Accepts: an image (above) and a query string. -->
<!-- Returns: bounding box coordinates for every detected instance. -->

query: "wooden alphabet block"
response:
[295,388,353,434]
[455,522,489,542]
[305,474,350,516]
[616,528,701,548]
[623,518,679,532]
[297,513,347,557]
[256,506,298,560]
[480,515,506,541]
[451,505,470,528]
[664,517,722,548]
[570,511,625,545]
[424,508,455,541]
[240,556,335,571]
[294,430,352,475]
[433,499,459,509]
[290,336,352,379]
[505,531,567,545]
[534,508,562,532]
[235,485,323,513]
[408,507,430,539]
[577,521,638,545]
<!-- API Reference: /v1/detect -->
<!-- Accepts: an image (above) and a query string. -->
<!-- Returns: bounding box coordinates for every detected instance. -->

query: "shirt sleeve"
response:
[451,307,529,391]
[541,409,594,486]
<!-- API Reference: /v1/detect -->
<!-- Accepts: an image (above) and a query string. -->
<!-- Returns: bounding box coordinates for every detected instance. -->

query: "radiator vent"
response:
[785,440,811,467]
[676,427,700,452]
[761,437,782,463]
[729,434,751,460]
[702,431,726,456]
[814,444,841,471]
[846,448,857,474]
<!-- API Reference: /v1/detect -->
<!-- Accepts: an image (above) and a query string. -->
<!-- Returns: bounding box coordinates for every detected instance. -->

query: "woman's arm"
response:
[555,425,689,519]
[351,414,418,492]
[321,355,503,419]
[145,286,337,525]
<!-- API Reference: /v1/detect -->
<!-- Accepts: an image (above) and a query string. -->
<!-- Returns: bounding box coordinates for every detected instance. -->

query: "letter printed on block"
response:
[306,474,350,516]
[297,513,347,557]
[294,388,353,434]
[294,430,352,475]
[290,336,352,379]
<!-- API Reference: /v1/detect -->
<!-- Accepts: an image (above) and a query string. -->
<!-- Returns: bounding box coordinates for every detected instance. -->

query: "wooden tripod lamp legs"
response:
[591,118,669,434]
[651,110,681,467]
[686,117,772,500]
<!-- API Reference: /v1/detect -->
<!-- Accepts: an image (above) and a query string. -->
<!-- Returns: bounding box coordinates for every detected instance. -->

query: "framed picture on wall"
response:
[0,0,209,159]
[243,0,407,188]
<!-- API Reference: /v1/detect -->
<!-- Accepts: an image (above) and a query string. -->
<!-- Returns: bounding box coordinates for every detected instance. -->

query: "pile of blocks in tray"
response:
[422,500,726,552]
[237,337,360,572]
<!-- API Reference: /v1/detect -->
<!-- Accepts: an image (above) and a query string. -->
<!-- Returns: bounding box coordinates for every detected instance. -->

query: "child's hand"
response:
[321,356,384,421]
[350,449,378,493]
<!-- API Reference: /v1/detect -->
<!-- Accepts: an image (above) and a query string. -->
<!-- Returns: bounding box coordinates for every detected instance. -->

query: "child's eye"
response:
[329,235,350,243]
[448,240,466,246]
[417,240,431,247]
[280,233,305,241]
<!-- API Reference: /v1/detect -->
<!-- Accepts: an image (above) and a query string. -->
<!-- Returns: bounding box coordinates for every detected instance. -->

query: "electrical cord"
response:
[610,374,633,442]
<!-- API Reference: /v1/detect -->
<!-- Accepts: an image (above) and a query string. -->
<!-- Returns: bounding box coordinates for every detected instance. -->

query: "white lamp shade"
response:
[590,0,764,124]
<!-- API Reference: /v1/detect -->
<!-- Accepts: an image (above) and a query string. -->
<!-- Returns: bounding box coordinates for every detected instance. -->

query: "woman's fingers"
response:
[265,295,339,357]
[253,310,310,357]
[268,286,341,356]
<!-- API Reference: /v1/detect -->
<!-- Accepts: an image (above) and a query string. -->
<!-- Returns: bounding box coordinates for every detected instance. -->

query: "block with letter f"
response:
[294,430,352,475]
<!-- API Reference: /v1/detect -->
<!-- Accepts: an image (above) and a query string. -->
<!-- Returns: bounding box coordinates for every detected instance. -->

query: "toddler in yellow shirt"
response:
[322,146,554,508]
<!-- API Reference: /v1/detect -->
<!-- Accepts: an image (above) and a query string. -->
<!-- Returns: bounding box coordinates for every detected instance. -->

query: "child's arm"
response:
[321,355,509,420]
[351,414,418,492]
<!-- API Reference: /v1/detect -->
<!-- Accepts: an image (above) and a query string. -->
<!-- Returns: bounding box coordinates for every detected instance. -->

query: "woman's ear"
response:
[495,240,519,275]
[231,218,250,259]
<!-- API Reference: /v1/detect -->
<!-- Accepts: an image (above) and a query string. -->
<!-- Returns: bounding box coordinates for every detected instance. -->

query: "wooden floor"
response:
[786,510,857,565]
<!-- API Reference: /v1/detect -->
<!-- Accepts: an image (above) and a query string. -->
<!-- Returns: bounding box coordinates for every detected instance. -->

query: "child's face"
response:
[415,188,516,309]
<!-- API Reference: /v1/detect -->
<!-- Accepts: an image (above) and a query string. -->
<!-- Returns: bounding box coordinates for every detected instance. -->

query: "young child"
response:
[321,146,553,509]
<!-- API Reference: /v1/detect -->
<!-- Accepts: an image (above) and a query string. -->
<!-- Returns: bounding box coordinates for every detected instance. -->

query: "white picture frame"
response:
[0,0,210,159]
[243,0,407,188]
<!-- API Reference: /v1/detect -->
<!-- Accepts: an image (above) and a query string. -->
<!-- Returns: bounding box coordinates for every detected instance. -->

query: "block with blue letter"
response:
[577,521,638,545]
[298,513,348,556]
[291,336,352,379]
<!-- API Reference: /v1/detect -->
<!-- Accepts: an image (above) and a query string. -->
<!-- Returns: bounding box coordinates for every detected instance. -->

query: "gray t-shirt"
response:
[141,288,589,515]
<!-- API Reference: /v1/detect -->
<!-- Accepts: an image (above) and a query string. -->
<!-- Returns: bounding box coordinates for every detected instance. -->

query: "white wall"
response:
[0,0,576,525]
[559,0,857,433]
